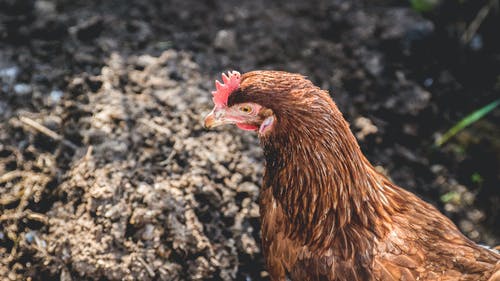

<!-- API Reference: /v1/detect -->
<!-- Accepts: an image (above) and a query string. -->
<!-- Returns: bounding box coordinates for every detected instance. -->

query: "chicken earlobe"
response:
[259,116,275,134]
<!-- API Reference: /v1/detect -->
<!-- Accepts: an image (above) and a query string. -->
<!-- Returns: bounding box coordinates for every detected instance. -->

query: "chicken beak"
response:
[204,107,228,129]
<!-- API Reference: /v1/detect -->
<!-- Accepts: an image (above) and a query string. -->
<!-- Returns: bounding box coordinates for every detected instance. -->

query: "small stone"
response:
[423,77,433,87]
[8,271,17,280]
[214,30,237,51]
[104,204,122,220]
[237,182,259,196]
[444,203,457,213]
[248,202,260,218]
[467,209,485,222]
[469,35,483,51]
[142,224,155,240]
[430,164,444,174]
[14,83,32,95]
[459,220,474,233]
[462,191,475,205]
[35,0,56,15]
[0,66,19,84]
[354,116,378,140]
[25,231,35,243]
[49,90,63,103]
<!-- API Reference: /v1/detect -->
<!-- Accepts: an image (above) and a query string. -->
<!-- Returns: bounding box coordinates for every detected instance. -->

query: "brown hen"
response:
[204,70,500,281]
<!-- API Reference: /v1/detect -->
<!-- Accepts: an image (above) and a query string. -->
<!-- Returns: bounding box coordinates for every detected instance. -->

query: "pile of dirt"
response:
[1,0,498,280]
[1,51,265,280]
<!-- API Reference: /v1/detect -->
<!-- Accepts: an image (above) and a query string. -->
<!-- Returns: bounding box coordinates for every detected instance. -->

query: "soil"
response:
[1,0,499,280]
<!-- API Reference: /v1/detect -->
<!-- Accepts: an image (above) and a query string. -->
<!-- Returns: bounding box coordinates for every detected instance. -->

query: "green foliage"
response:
[440,191,461,204]
[436,99,500,147]
[410,0,441,12]
[471,172,484,185]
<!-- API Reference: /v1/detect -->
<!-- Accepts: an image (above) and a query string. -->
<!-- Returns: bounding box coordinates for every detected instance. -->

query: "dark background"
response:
[1,0,499,280]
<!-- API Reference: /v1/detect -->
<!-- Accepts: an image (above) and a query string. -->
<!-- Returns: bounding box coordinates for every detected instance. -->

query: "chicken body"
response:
[260,176,500,281]
[204,71,500,281]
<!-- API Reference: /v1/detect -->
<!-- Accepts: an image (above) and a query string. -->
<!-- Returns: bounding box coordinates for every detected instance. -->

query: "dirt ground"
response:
[1,0,499,280]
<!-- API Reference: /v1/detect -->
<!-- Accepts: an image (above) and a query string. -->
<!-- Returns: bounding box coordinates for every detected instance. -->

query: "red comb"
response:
[212,71,241,106]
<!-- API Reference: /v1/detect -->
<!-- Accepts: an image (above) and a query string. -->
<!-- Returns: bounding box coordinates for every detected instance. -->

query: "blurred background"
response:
[0,0,499,280]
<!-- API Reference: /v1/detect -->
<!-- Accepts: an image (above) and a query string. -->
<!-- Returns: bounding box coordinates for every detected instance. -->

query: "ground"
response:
[0,0,499,280]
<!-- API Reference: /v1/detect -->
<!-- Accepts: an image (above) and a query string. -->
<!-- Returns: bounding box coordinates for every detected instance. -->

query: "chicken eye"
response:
[239,105,253,114]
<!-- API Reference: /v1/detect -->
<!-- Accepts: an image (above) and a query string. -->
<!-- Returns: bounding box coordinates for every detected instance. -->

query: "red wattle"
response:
[236,123,258,131]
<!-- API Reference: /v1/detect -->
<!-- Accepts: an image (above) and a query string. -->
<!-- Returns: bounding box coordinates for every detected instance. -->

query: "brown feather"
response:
[227,71,500,281]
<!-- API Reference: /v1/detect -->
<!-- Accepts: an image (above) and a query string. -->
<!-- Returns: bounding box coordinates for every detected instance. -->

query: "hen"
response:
[204,70,500,281]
